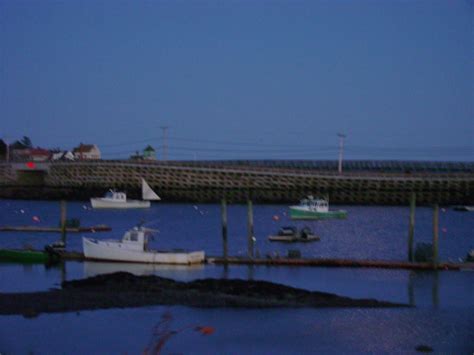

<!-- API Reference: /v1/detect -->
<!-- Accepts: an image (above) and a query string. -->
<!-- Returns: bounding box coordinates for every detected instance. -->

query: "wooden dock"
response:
[0,225,111,233]
[207,257,469,270]
[52,251,473,271]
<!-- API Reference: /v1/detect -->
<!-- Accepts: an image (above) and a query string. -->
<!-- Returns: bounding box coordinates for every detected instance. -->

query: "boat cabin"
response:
[300,196,329,212]
[278,226,297,236]
[120,227,153,251]
[104,190,127,201]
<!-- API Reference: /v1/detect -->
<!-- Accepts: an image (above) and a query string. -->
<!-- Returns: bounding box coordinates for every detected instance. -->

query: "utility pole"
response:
[160,126,168,161]
[408,193,416,262]
[221,198,228,261]
[337,133,346,174]
[4,137,10,163]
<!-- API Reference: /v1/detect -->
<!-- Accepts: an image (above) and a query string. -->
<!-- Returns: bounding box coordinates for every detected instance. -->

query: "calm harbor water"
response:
[0,200,473,354]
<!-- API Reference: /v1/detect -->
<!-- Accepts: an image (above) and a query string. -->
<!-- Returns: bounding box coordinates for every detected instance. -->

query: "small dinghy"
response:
[268,226,320,243]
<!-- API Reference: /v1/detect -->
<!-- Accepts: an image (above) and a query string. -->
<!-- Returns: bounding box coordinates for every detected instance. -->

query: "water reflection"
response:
[2,259,472,310]
[83,261,204,278]
[407,271,440,308]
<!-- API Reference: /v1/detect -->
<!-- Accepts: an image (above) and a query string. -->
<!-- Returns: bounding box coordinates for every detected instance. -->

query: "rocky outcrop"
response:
[0,272,408,317]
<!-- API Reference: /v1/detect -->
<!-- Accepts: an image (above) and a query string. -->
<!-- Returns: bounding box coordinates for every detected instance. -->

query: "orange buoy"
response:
[195,326,215,335]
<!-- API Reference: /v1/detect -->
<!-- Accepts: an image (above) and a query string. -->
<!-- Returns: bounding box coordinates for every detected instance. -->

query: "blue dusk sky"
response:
[1,0,473,161]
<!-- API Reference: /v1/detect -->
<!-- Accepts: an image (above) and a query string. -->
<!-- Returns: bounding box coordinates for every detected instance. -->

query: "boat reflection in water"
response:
[83,260,204,278]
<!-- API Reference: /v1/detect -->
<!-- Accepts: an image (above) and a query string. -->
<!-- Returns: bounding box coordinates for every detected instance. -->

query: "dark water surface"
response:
[0,200,473,354]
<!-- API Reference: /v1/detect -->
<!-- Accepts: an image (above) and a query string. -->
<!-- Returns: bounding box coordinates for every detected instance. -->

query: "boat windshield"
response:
[317,200,328,207]
[300,197,328,210]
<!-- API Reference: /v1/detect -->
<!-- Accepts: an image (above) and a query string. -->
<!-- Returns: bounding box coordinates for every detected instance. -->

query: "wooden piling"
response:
[432,271,439,308]
[60,200,67,246]
[408,193,416,262]
[247,199,254,258]
[432,204,439,267]
[408,272,415,306]
[221,198,228,261]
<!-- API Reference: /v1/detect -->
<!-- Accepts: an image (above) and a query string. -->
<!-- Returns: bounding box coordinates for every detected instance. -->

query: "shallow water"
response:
[0,200,473,353]
[0,200,472,261]
[1,305,473,354]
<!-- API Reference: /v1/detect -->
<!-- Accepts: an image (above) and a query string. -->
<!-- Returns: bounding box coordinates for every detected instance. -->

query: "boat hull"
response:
[83,238,205,265]
[268,235,320,242]
[289,207,347,220]
[90,198,150,209]
[453,206,474,212]
[0,249,58,264]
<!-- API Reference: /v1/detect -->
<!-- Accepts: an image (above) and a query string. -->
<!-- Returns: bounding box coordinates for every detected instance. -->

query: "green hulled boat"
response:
[289,196,347,220]
[0,249,60,264]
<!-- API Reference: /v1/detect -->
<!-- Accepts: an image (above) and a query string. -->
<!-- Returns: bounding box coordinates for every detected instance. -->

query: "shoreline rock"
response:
[0,272,408,317]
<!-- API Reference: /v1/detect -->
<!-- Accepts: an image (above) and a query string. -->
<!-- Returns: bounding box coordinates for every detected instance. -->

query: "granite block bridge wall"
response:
[0,160,473,205]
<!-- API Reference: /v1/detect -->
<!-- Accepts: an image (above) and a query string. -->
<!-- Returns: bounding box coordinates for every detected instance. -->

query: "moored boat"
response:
[0,248,60,264]
[90,178,160,209]
[466,250,474,262]
[82,225,205,265]
[268,226,320,243]
[453,206,474,212]
[289,196,347,220]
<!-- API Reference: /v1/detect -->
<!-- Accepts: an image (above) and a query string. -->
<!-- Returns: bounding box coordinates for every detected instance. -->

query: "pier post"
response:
[60,200,67,247]
[221,198,228,261]
[408,193,416,262]
[408,271,415,306]
[247,199,254,258]
[432,271,439,308]
[432,204,439,267]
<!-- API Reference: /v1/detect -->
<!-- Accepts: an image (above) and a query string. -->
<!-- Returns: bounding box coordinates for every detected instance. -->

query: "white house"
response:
[72,144,101,160]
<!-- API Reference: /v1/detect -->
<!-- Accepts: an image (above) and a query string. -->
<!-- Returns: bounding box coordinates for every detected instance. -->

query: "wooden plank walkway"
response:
[0,225,111,233]
[207,257,467,270]
[56,252,474,271]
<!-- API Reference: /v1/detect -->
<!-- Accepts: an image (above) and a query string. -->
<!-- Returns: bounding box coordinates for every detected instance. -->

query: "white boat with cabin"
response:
[82,225,205,265]
[90,179,161,209]
[289,196,347,220]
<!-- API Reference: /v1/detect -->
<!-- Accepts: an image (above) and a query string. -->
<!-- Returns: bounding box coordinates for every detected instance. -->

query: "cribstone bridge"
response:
[0,160,473,204]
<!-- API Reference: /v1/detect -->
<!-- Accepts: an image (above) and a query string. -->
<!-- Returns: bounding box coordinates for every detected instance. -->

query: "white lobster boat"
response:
[90,179,160,209]
[83,226,205,265]
[289,196,347,220]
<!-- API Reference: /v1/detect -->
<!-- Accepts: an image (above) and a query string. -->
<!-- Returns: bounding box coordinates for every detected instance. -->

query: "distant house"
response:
[143,145,156,160]
[29,148,51,162]
[72,144,101,160]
